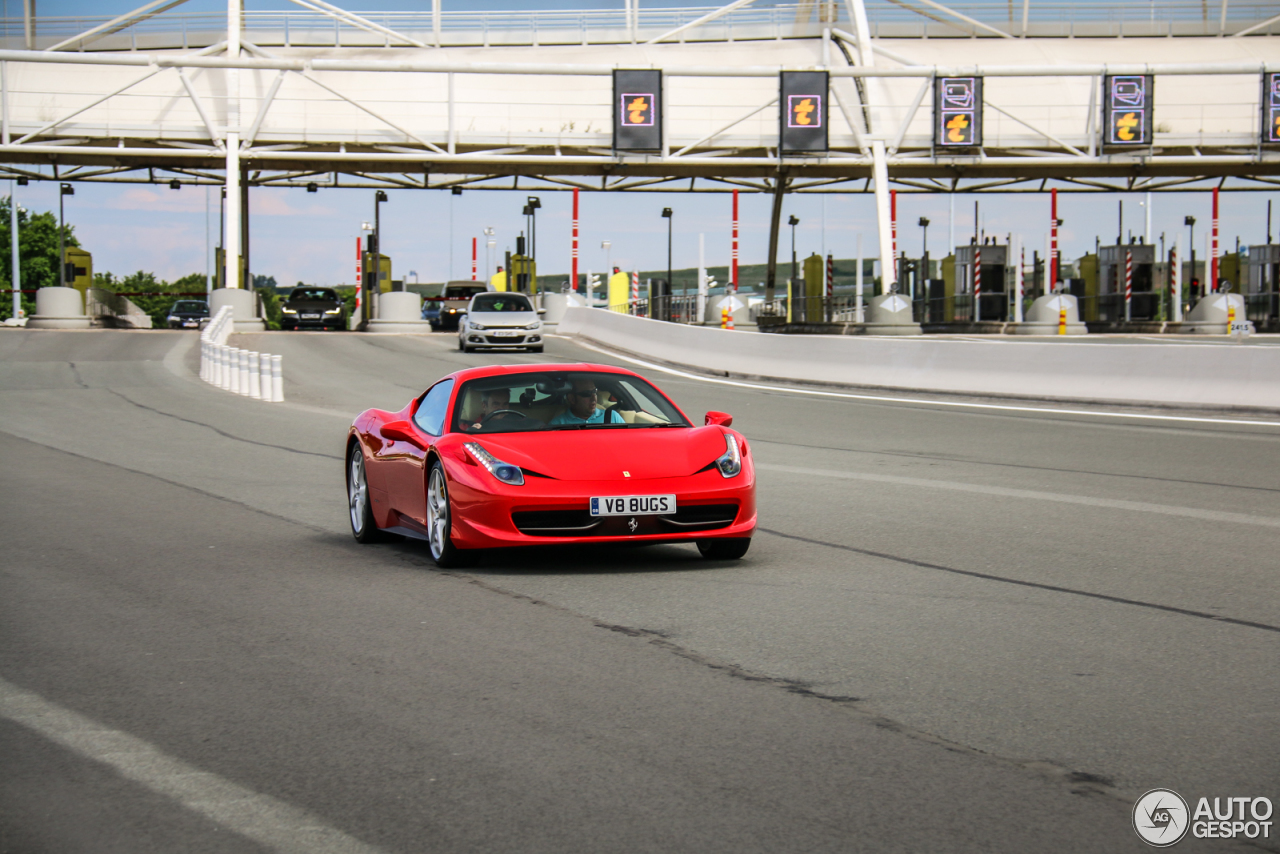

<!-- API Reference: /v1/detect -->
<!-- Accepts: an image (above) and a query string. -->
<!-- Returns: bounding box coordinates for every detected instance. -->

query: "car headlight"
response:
[469,321,487,330]
[282,307,297,314]
[524,322,541,330]
[714,432,742,478]
[464,442,524,486]
[324,308,341,314]
[166,315,178,322]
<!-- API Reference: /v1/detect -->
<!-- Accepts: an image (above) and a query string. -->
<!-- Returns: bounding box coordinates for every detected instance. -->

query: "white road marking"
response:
[757,463,1280,528]
[0,677,385,854]
[555,336,1280,428]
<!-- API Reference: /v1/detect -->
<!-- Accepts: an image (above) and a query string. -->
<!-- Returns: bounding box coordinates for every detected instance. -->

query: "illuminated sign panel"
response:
[779,71,828,153]
[613,69,662,152]
[1104,75,1154,146]
[1264,72,1280,145]
[933,77,983,148]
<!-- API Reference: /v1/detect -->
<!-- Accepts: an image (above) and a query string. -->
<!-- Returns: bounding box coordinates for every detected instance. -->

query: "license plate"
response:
[182,320,199,327]
[590,494,677,516]
[301,313,321,320]
[492,329,521,337]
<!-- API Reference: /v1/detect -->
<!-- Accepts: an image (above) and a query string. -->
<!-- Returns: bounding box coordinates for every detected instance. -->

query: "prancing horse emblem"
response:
[628,517,638,533]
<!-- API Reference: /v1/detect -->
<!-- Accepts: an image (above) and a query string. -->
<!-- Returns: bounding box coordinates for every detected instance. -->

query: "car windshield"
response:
[452,371,691,434]
[172,301,208,314]
[470,294,531,313]
[445,286,485,299]
[289,288,337,301]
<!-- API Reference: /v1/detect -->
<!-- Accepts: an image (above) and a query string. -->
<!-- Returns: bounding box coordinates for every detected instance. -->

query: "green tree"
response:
[94,270,208,328]
[0,197,79,290]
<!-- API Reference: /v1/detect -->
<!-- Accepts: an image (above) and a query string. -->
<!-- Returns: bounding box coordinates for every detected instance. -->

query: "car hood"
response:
[468,310,538,326]
[469,426,728,481]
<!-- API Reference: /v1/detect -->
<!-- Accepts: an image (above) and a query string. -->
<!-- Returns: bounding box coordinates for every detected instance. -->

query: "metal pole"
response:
[225,0,241,289]
[855,232,863,322]
[731,188,739,292]
[1145,190,1152,244]
[1013,233,1024,323]
[698,232,706,322]
[1211,186,1220,289]
[10,181,18,319]
[1050,187,1059,285]
[58,190,65,287]
[871,140,894,294]
[1124,247,1132,321]
[1172,233,1183,322]
[571,187,579,292]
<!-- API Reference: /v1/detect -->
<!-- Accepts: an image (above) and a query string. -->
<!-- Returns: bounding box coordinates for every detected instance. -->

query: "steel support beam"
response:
[871,140,895,293]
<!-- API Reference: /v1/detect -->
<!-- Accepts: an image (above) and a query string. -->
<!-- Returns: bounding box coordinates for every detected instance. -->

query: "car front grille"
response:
[512,503,738,537]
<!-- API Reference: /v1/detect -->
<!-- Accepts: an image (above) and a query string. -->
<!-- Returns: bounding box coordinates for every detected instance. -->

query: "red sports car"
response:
[345,363,756,566]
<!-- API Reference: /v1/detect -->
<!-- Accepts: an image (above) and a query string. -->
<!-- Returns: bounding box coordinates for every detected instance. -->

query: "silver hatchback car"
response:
[458,292,544,353]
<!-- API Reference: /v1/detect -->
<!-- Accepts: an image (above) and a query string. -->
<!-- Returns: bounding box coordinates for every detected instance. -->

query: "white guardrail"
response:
[198,305,284,403]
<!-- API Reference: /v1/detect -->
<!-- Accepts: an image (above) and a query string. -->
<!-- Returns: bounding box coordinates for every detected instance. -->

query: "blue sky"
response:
[13,177,1275,286]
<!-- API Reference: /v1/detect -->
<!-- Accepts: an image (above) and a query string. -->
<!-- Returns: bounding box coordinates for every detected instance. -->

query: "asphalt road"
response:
[1,327,1277,853]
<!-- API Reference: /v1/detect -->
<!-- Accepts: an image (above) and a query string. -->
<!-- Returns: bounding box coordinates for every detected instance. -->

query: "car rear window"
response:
[470,294,532,312]
[445,286,486,299]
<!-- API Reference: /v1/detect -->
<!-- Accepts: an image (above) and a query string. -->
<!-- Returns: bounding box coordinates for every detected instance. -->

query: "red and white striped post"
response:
[354,237,363,320]
[1050,188,1059,287]
[890,190,899,284]
[471,237,477,280]
[731,189,740,293]
[973,244,982,322]
[826,254,834,321]
[1124,248,1133,321]
[571,187,580,293]
[1211,186,1220,291]
[631,270,639,314]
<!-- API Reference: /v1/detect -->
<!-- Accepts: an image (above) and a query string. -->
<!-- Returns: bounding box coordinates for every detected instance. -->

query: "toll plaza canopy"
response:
[0,0,1276,288]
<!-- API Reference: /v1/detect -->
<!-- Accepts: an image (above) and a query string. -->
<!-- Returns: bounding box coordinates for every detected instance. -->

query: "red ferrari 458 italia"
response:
[345,363,756,566]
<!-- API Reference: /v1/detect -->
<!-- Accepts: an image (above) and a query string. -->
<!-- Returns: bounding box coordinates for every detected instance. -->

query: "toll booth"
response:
[63,247,92,298]
[509,254,537,294]
[935,255,957,322]
[1098,243,1157,321]
[954,243,1010,321]
[796,253,825,322]
[1247,244,1280,326]
[361,252,392,293]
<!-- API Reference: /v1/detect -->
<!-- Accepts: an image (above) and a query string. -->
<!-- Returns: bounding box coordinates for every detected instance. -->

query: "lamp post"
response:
[58,183,74,287]
[600,240,612,306]
[9,180,20,320]
[1184,215,1197,298]
[661,208,673,300]
[918,216,930,292]
[788,214,800,286]
[483,227,494,280]
[526,195,541,266]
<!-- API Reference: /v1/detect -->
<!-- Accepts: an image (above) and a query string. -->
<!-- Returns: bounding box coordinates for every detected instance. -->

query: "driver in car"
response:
[465,388,517,431]
[549,378,624,426]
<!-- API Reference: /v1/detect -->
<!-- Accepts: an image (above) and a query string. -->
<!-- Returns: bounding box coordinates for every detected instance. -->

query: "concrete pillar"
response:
[28,286,90,329]
[871,141,895,295]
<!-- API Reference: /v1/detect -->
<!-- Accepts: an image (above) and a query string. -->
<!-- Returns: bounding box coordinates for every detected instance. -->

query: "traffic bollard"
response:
[271,354,284,402]
[247,351,261,399]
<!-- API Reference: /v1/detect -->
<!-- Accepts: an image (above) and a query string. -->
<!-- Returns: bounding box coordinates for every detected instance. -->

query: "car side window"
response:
[413,379,455,436]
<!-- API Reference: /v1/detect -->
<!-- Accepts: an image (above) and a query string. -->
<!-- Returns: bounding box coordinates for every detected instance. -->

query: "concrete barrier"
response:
[209,287,266,333]
[28,287,90,329]
[368,291,429,333]
[556,306,1280,411]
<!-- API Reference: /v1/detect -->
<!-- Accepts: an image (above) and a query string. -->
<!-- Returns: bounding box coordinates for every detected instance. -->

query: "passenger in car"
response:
[548,378,624,425]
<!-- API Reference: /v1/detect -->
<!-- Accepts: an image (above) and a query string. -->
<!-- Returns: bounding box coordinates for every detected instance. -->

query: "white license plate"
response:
[301,313,321,320]
[182,320,199,327]
[590,494,677,516]
[491,329,522,337]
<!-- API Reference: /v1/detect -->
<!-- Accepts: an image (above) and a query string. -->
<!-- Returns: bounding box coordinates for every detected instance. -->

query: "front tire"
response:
[696,538,750,560]
[348,443,388,543]
[426,461,479,567]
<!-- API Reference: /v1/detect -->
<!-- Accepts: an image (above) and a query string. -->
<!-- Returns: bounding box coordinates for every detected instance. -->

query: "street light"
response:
[58,183,74,287]
[788,214,800,286]
[918,216,930,285]
[601,240,612,276]
[661,209,673,303]
[1185,215,1197,297]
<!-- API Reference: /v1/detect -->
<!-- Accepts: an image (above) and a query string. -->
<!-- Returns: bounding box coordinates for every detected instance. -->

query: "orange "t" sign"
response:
[1116,112,1139,141]
[627,96,648,125]
[792,98,815,126]
[946,113,969,143]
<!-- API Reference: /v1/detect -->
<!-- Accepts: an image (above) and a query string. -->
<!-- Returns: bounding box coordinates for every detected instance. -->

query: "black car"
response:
[425,282,489,330]
[166,299,209,329]
[281,287,345,330]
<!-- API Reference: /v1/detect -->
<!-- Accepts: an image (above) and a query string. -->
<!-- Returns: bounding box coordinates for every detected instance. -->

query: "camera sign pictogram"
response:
[1263,72,1280,145]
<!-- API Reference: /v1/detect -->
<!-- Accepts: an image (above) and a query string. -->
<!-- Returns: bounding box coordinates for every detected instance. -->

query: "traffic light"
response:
[780,71,828,153]
[934,77,983,148]
[1104,75,1154,146]
[613,69,663,152]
